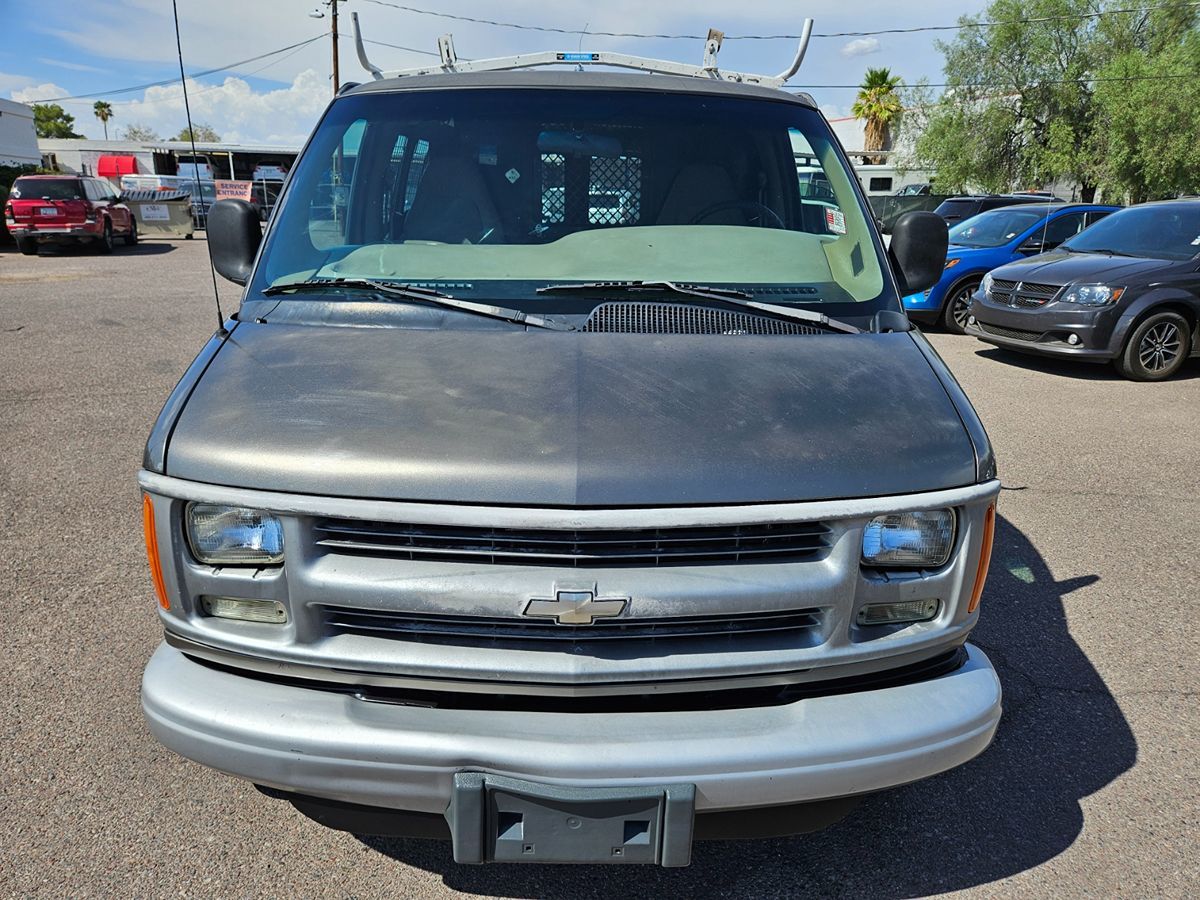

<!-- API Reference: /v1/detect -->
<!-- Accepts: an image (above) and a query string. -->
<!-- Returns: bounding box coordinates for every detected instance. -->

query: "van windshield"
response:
[250,87,889,309]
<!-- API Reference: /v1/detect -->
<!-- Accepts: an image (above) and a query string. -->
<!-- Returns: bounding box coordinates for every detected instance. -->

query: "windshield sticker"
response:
[825,207,847,234]
[505,167,521,183]
[478,146,498,166]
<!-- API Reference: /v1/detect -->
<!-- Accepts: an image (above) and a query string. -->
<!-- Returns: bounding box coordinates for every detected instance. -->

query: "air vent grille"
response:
[583,302,825,335]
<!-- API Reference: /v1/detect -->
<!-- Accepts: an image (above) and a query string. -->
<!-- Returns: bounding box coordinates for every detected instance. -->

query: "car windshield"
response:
[10,178,81,201]
[949,208,1045,248]
[249,87,888,310]
[1062,204,1200,261]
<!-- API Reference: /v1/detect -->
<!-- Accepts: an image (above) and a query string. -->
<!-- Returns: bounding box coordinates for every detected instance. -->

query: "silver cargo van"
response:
[138,35,999,868]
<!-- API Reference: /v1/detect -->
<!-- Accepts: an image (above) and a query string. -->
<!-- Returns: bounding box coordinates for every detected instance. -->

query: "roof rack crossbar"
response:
[351,14,814,89]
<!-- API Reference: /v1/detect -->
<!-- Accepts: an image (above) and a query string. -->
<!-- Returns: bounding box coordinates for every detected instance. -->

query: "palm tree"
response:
[851,68,903,163]
[93,101,114,140]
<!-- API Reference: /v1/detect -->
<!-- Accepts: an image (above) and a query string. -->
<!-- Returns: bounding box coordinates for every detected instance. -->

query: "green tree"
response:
[32,103,83,139]
[912,0,1198,198]
[1092,31,1200,201]
[172,123,220,143]
[93,101,113,140]
[851,67,904,162]
[120,123,161,142]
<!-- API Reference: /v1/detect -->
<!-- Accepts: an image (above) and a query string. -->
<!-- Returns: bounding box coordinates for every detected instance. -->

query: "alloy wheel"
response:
[1138,322,1182,372]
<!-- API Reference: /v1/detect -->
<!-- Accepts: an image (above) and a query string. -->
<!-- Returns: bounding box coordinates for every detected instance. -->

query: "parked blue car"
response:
[904,203,1121,332]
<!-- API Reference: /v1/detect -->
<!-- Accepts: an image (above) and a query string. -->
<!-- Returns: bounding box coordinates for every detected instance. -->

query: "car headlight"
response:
[981,272,994,298]
[1059,283,1124,306]
[186,503,284,565]
[862,509,956,567]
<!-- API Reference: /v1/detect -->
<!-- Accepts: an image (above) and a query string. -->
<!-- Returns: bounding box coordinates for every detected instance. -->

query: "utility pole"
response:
[311,0,342,97]
[330,0,340,95]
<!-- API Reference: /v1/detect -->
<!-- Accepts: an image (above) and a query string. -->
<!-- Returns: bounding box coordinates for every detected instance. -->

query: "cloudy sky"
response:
[2,0,988,145]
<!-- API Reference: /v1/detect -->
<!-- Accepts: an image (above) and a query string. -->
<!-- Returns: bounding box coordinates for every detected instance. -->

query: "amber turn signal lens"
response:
[143,494,170,610]
[967,503,996,614]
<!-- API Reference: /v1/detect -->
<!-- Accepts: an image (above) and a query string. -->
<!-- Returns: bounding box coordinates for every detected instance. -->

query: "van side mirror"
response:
[208,199,262,285]
[888,211,948,295]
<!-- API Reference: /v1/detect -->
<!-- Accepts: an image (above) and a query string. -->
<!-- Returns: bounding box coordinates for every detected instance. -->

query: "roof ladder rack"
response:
[351,13,813,88]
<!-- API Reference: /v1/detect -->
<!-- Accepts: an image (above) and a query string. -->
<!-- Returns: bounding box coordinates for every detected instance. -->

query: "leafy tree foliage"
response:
[909,0,1199,200]
[172,123,221,143]
[32,104,82,139]
[120,123,161,142]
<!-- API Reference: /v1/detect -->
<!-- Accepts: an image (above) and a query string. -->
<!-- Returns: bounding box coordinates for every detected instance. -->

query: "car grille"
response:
[312,519,833,567]
[986,279,1061,307]
[321,605,826,648]
[979,323,1042,342]
[583,301,826,335]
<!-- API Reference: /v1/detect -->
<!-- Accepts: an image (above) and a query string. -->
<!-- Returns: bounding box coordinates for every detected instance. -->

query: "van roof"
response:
[342,70,817,110]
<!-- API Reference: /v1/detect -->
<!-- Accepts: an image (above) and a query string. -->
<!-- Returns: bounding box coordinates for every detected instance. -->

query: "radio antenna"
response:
[171,0,228,337]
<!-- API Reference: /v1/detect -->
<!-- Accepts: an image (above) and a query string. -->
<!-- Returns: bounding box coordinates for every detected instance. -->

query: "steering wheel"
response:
[689,200,786,228]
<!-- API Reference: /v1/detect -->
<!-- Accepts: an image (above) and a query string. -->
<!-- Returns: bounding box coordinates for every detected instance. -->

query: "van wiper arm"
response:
[537,280,860,334]
[262,279,574,331]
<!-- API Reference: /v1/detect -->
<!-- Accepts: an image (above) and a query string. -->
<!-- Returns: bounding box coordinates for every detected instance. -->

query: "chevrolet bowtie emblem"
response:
[524,589,628,626]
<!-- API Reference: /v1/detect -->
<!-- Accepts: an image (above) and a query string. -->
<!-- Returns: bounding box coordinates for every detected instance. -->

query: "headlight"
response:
[862,509,956,567]
[1059,283,1124,306]
[981,272,994,298]
[186,504,284,565]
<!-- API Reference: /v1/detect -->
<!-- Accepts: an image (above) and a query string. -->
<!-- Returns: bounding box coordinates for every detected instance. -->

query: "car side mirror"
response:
[208,199,262,285]
[1018,238,1046,254]
[888,211,948,295]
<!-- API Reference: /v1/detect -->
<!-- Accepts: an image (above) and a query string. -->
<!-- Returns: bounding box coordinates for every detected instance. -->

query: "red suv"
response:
[5,174,137,255]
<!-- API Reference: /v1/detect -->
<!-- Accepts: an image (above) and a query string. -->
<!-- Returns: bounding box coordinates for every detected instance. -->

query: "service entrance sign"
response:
[214,180,253,202]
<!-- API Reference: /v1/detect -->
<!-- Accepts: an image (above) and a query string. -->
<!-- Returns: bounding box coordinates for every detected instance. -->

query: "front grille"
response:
[987,279,1060,308]
[313,519,833,567]
[322,605,825,649]
[583,301,825,335]
[979,322,1042,342]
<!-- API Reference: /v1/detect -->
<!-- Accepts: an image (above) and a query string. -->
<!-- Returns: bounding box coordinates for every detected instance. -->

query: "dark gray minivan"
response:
[139,56,1002,868]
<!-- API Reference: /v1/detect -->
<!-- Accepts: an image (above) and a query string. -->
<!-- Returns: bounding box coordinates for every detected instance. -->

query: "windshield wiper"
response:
[262,279,574,331]
[1083,248,1136,257]
[536,280,860,334]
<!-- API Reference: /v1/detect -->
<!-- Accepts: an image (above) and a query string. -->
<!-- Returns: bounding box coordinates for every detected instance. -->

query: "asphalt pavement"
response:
[1,237,1196,898]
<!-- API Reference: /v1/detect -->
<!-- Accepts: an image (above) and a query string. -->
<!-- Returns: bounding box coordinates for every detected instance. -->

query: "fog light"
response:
[201,596,288,624]
[1067,333,1080,345]
[967,315,977,326]
[856,599,940,626]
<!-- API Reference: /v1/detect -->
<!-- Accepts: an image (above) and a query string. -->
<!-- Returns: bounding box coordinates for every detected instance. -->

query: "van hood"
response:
[164,322,978,506]
[991,249,1176,285]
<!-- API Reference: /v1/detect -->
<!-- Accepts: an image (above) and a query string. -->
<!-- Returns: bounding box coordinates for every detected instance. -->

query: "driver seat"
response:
[404,154,505,243]
[656,164,744,226]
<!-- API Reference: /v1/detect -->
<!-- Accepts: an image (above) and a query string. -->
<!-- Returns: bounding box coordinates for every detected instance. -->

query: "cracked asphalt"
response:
[1,238,1197,898]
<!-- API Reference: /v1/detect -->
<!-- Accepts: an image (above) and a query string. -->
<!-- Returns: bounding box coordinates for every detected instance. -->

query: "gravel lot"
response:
[1,237,1197,899]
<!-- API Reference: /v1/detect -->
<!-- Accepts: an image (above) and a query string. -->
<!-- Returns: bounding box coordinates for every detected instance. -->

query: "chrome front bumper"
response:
[142,641,1001,814]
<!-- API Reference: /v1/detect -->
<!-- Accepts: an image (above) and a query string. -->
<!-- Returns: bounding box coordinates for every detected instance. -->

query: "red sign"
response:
[214,180,253,201]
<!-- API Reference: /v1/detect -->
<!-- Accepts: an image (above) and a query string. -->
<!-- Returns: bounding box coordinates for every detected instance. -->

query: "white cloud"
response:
[36,57,108,74]
[840,37,881,58]
[12,81,72,103]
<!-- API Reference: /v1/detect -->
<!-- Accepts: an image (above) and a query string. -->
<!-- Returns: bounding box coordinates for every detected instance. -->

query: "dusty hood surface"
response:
[165,322,976,506]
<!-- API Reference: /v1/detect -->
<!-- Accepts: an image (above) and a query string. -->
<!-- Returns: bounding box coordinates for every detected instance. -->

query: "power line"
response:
[359,0,1200,41]
[789,72,1196,90]
[33,35,325,103]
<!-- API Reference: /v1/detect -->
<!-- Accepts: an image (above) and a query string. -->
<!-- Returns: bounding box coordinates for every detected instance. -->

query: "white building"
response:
[0,99,40,167]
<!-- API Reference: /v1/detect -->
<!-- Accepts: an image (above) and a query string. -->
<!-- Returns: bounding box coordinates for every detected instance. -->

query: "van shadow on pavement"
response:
[356,515,1135,898]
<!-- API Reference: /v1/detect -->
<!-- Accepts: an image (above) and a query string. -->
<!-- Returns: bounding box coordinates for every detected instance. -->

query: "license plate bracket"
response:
[446,773,695,866]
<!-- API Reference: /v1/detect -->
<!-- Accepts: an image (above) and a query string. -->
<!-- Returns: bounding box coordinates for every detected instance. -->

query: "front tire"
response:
[941,279,981,334]
[123,217,138,246]
[16,237,38,256]
[96,220,114,254]
[1114,311,1190,381]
